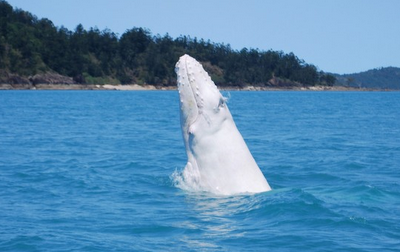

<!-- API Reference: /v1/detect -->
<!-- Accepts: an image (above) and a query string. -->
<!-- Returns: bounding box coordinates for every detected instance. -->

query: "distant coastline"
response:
[2,1,399,92]
[0,83,385,91]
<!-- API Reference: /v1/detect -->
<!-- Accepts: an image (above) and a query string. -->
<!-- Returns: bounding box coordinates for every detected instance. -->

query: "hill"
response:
[0,0,336,88]
[334,67,400,90]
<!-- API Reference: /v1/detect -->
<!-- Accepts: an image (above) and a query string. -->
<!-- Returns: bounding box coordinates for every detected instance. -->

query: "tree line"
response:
[0,0,336,86]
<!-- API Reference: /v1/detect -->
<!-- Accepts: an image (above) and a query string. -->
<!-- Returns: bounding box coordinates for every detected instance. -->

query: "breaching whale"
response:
[175,54,271,195]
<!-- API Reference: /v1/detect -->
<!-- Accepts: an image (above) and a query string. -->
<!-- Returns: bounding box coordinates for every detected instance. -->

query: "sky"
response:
[6,0,400,74]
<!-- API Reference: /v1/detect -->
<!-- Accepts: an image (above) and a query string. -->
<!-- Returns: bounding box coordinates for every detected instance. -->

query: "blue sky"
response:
[6,0,400,74]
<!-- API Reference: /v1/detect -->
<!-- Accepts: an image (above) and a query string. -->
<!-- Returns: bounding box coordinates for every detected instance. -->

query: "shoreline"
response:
[0,83,390,91]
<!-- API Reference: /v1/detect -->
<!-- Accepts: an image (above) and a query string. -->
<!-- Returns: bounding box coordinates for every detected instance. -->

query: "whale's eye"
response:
[218,98,225,108]
[214,98,226,113]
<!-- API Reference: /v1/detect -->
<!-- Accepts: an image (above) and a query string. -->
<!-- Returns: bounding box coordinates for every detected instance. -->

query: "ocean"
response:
[1,90,399,251]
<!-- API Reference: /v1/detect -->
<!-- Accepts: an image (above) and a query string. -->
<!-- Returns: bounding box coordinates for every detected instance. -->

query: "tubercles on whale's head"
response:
[176,54,229,134]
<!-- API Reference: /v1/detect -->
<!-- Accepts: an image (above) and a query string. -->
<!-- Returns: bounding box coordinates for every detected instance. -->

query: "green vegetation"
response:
[0,0,336,87]
[334,67,400,90]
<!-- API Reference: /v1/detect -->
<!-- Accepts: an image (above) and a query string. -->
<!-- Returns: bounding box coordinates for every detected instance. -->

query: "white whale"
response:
[175,54,271,195]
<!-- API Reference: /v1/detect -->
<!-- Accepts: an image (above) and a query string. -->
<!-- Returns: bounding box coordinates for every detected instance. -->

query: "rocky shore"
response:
[0,83,377,91]
[0,72,381,91]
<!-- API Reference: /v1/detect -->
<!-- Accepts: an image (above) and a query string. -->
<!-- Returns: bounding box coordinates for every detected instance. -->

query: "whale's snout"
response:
[176,54,222,128]
[176,54,199,128]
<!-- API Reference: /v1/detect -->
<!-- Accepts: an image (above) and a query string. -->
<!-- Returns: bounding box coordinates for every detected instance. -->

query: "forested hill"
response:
[334,67,400,90]
[0,0,336,87]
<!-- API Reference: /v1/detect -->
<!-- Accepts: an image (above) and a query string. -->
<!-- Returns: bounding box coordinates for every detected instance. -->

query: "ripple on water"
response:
[1,91,400,251]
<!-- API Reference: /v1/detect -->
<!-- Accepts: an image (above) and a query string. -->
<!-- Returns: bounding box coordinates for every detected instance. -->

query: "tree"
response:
[119,27,152,67]
[1,0,328,87]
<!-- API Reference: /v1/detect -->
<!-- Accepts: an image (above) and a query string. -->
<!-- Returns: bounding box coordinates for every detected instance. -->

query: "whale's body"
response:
[175,54,271,195]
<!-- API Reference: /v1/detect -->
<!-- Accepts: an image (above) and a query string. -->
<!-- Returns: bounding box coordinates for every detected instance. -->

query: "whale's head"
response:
[175,54,231,142]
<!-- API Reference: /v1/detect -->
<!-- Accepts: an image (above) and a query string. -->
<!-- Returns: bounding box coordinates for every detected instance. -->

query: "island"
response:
[1,1,398,91]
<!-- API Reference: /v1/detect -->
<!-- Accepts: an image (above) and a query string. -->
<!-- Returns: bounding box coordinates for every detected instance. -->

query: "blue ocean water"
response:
[1,90,400,251]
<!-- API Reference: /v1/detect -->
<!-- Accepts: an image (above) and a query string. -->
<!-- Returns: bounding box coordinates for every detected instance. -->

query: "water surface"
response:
[1,91,399,251]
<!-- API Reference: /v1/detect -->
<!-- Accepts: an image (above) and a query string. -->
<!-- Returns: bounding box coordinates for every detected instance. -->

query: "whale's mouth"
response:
[183,56,201,110]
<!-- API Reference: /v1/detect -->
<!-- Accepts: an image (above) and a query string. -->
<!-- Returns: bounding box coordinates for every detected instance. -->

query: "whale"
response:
[175,54,271,195]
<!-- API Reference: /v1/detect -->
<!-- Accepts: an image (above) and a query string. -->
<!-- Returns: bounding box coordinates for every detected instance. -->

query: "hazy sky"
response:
[6,0,400,74]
